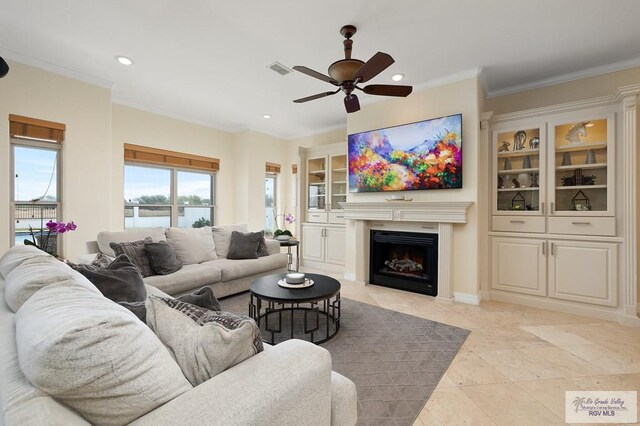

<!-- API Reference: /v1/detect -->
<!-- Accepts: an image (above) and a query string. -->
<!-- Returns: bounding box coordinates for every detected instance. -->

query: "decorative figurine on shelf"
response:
[529,137,540,149]
[511,178,521,188]
[517,172,530,188]
[582,175,597,185]
[531,173,539,187]
[498,176,504,189]
[585,149,597,164]
[574,168,584,186]
[503,157,512,170]
[513,130,527,151]
[561,176,575,186]
[571,190,591,211]
[565,121,590,145]
[498,141,510,152]
[522,155,532,169]
[511,191,526,210]
[562,152,572,166]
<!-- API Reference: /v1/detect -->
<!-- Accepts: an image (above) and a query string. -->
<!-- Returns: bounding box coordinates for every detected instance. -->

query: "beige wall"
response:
[345,78,481,296]
[0,61,113,261]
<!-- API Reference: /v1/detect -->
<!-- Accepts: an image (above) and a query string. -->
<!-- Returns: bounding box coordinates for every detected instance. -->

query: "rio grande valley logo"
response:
[566,391,637,423]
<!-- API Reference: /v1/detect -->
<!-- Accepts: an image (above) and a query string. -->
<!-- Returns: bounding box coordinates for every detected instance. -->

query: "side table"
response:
[278,240,299,272]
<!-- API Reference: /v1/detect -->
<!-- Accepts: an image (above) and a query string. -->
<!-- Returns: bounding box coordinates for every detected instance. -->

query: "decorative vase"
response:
[561,152,572,166]
[522,155,532,169]
[517,173,530,188]
[585,149,597,164]
[503,158,512,171]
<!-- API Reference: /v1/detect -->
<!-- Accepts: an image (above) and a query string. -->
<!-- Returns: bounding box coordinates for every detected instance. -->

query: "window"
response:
[10,115,64,254]
[124,165,215,229]
[264,173,277,233]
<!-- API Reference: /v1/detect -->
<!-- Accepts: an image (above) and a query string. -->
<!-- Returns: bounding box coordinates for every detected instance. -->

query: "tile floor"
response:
[314,272,640,425]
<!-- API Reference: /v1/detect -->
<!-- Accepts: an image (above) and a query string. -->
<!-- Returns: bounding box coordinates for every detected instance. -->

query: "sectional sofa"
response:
[0,245,358,425]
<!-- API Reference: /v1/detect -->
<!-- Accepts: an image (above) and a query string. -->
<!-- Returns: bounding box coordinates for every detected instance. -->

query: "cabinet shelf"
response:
[497,187,539,192]
[332,168,347,172]
[497,167,539,175]
[497,148,540,158]
[308,170,326,174]
[332,193,347,197]
[556,185,607,190]
[332,180,347,184]
[555,143,607,153]
[555,163,607,171]
[309,182,326,186]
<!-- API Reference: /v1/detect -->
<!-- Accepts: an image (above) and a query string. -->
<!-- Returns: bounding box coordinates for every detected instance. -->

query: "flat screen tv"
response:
[348,113,462,192]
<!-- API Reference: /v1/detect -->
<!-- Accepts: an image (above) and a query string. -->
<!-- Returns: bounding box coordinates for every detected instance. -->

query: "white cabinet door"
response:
[548,240,617,307]
[491,237,547,296]
[302,225,324,262]
[324,226,346,266]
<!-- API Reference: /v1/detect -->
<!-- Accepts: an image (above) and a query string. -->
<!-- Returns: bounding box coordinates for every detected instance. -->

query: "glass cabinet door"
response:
[550,115,613,215]
[494,126,544,214]
[307,157,326,211]
[330,154,347,211]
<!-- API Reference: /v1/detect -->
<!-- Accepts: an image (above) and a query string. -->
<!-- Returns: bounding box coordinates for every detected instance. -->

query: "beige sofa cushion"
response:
[97,227,167,257]
[0,245,50,279]
[4,256,99,312]
[213,254,288,282]
[147,296,263,386]
[15,280,192,426]
[212,224,249,258]
[165,226,217,265]
[143,262,222,295]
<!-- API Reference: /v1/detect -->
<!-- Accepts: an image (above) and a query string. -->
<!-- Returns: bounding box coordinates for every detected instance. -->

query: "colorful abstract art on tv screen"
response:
[348,113,462,192]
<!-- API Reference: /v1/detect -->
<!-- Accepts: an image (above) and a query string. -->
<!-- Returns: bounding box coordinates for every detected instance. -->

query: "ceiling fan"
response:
[292,25,412,113]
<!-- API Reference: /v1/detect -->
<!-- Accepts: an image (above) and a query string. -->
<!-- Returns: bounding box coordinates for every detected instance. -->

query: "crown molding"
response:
[0,48,114,89]
[487,56,640,99]
[412,67,483,92]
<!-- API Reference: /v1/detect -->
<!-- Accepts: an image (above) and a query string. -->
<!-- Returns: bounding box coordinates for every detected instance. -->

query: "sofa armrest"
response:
[131,339,333,426]
[75,254,97,265]
[265,238,281,255]
[331,372,358,426]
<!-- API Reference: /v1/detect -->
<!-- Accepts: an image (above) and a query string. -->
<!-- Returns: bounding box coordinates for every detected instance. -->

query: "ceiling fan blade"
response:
[293,90,340,103]
[292,66,339,85]
[344,94,360,113]
[363,84,413,97]
[353,52,394,83]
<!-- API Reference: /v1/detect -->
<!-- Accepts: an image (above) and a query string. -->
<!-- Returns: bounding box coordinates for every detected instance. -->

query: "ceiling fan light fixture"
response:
[391,73,405,82]
[115,55,134,66]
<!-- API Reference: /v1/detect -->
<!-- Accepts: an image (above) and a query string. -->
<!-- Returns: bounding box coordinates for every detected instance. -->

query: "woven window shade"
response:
[292,164,298,174]
[124,143,220,172]
[9,114,65,143]
[266,162,281,173]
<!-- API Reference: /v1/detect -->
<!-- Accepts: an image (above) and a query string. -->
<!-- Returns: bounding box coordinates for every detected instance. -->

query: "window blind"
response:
[9,114,65,143]
[124,143,220,172]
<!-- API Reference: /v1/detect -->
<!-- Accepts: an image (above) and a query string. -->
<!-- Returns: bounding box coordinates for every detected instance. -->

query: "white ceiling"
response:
[1,0,640,139]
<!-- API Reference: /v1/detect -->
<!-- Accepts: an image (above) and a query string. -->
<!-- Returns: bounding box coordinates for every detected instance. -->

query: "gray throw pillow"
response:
[119,287,221,323]
[110,237,155,277]
[227,231,263,260]
[145,241,183,275]
[71,254,147,303]
[257,237,269,257]
[147,296,264,386]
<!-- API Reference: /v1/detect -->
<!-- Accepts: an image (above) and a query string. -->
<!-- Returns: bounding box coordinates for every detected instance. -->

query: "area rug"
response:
[220,293,470,426]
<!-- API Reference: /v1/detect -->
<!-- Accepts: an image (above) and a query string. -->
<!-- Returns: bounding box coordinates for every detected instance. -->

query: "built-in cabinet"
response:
[489,104,622,313]
[299,142,347,271]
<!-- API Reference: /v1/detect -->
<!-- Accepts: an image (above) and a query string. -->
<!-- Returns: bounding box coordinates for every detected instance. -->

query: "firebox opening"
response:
[370,230,438,296]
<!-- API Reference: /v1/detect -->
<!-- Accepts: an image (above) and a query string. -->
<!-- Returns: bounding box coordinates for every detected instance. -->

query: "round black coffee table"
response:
[249,273,341,345]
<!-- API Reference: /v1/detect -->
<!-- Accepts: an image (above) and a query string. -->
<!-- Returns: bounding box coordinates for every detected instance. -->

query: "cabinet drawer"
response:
[548,217,615,236]
[307,212,327,223]
[328,212,346,224]
[492,216,546,233]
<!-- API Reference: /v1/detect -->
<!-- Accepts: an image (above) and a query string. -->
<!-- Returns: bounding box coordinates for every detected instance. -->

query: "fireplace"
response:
[369,230,438,296]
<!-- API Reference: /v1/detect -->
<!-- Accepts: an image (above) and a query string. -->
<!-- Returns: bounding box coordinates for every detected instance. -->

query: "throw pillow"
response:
[16,281,192,426]
[145,241,183,275]
[146,296,263,386]
[91,252,113,269]
[109,237,155,277]
[119,286,221,324]
[211,224,249,258]
[165,227,217,265]
[72,254,147,303]
[257,237,270,257]
[227,230,264,260]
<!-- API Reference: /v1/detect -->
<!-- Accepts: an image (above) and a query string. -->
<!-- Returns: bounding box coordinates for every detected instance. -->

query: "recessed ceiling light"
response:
[263,114,272,119]
[115,55,134,66]
[391,73,405,82]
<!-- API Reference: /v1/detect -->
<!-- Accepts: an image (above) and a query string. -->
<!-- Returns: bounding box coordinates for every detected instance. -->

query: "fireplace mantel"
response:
[341,200,475,304]
[340,201,473,223]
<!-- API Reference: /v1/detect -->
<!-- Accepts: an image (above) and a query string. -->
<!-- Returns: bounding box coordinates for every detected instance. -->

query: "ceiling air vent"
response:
[268,62,293,76]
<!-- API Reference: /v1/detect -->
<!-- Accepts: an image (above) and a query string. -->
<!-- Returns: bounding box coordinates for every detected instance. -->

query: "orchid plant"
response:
[24,220,77,255]
[273,211,295,237]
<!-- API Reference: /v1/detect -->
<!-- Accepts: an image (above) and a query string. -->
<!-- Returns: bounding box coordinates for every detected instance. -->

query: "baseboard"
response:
[454,292,481,305]
[490,290,622,323]
[480,290,491,301]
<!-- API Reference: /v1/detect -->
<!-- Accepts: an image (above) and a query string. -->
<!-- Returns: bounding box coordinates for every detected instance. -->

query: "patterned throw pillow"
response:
[91,253,113,269]
[109,237,154,277]
[146,296,263,386]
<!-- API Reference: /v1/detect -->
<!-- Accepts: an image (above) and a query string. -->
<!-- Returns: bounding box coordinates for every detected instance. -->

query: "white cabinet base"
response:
[491,237,546,296]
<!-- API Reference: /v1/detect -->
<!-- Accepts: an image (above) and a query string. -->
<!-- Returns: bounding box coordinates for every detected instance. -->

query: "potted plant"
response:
[24,220,77,256]
[273,212,295,241]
